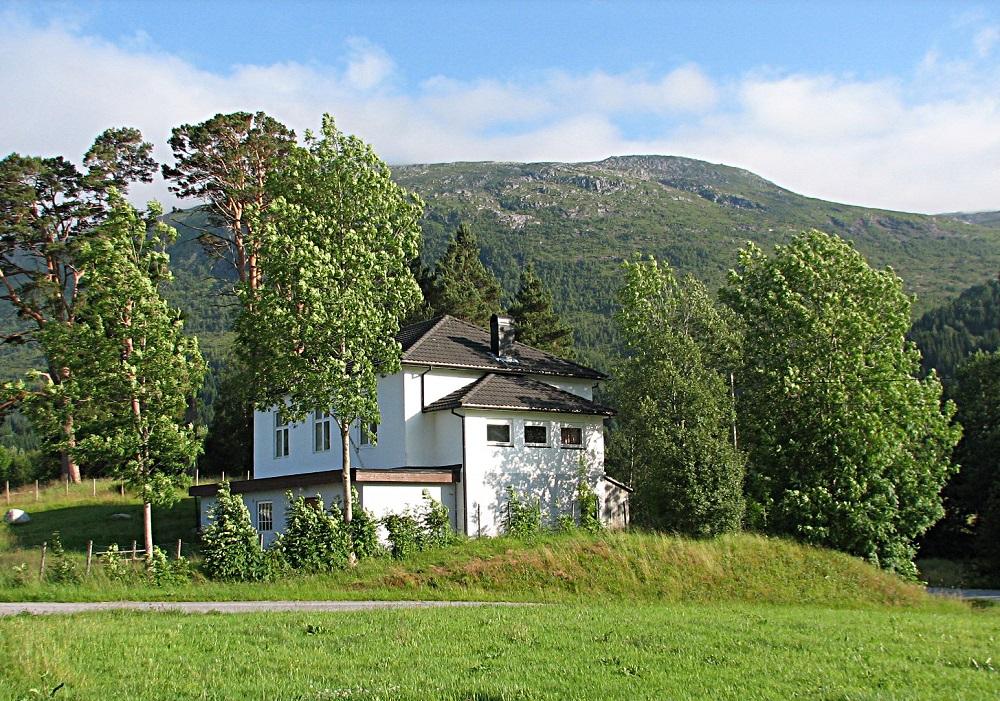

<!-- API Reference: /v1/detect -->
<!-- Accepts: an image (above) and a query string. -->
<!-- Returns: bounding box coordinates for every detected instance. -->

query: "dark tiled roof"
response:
[396,315,605,380]
[423,373,614,416]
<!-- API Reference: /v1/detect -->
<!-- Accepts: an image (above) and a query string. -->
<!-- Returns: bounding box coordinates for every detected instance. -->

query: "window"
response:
[257,501,273,531]
[360,421,378,447]
[524,424,549,447]
[274,411,289,458]
[560,426,583,448]
[486,423,512,445]
[314,410,332,452]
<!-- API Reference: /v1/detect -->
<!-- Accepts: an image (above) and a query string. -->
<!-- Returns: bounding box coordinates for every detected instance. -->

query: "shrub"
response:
[383,511,420,560]
[277,492,351,573]
[100,544,135,584]
[349,489,382,560]
[503,486,541,540]
[147,546,191,586]
[418,489,454,549]
[200,482,266,581]
[575,468,602,535]
[47,531,80,585]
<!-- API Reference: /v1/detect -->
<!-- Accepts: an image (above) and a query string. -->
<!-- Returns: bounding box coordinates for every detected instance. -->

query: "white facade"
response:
[202,354,627,540]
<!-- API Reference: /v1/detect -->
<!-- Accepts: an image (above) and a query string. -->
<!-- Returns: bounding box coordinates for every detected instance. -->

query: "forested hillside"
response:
[909,278,1000,382]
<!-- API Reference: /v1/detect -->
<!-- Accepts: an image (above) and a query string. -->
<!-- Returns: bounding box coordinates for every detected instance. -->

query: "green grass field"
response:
[1,602,997,700]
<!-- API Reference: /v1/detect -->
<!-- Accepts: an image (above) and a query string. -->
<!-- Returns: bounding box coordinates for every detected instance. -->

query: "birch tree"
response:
[238,115,423,525]
[68,195,205,561]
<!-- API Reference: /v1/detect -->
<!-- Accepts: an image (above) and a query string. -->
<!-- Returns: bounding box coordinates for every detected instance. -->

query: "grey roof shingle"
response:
[423,373,614,416]
[397,315,605,380]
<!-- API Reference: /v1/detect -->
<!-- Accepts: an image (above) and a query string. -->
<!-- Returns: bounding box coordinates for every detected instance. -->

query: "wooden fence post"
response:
[131,540,137,562]
[4,480,8,505]
[86,541,93,577]
[246,471,250,481]
[176,539,182,560]
[120,482,125,497]
[222,470,226,484]
[92,478,96,497]
[39,542,47,579]
[195,468,199,486]
[65,475,69,495]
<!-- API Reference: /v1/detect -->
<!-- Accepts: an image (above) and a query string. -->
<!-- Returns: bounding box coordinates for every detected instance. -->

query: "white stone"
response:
[3,509,30,525]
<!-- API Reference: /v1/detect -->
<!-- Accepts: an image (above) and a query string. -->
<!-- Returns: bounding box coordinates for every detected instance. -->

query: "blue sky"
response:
[2,1,1000,212]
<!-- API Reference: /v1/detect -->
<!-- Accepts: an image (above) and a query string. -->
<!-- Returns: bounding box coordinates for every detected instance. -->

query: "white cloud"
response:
[2,14,1000,213]
[974,25,1000,58]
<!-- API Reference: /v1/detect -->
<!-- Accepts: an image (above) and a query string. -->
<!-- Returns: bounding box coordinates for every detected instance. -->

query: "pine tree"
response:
[507,264,574,356]
[424,223,502,327]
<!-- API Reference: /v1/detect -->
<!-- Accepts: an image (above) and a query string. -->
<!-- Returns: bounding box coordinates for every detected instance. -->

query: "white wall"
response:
[196,481,458,548]
[402,366,475,466]
[527,376,595,400]
[460,409,606,536]
[253,374,407,478]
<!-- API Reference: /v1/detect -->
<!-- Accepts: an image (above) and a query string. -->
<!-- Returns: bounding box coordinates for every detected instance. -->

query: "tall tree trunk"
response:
[339,419,353,523]
[60,405,81,483]
[143,501,153,564]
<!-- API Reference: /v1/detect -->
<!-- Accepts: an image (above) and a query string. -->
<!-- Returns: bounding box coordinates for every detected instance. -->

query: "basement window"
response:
[524,424,549,447]
[257,501,273,532]
[486,423,512,445]
[560,426,583,448]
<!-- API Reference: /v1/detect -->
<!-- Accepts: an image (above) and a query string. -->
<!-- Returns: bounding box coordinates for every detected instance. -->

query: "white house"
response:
[190,314,631,544]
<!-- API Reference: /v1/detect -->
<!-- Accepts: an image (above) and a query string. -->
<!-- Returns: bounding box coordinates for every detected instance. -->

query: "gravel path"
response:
[0,600,524,617]
[927,587,1000,601]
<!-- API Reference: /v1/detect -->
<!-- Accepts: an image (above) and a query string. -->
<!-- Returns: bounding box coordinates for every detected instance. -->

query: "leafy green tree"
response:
[949,352,1000,568]
[237,115,423,525]
[201,482,265,581]
[507,264,574,356]
[612,258,745,536]
[163,111,296,293]
[64,195,206,562]
[0,129,157,482]
[721,230,960,575]
[424,223,502,327]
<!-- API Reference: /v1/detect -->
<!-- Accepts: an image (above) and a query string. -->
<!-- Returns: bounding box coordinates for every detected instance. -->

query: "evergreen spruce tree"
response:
[507,264,575,356]
[424,223,503,327]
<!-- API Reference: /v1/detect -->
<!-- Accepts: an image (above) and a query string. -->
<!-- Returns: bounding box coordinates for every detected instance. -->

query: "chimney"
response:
[490,314,516,358]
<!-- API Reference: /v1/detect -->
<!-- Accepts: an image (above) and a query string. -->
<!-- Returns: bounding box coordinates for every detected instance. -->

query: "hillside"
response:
[909,278,1000,381]
[5,154,1000,377]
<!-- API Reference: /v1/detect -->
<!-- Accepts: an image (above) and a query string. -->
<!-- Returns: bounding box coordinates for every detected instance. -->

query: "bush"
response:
[200,482,266,581]
[100,544,135,584]
[418,489,455,549]
[47,531,80,585]
[147,546,191,586]
[503,486,541,540]
[349,489,382,560]
[575,468,602,535]
[277,492,351,573]
[383,511,420,560]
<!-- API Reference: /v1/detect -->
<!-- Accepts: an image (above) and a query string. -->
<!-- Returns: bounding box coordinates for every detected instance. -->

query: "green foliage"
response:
[910,278,1000,382]
[612,257,745,536]
[503,486,541,540]
[575,467,602,535]
[348,489,382,560]
[147,546,191,586]
[507,264,575,356]
[100,544,134,584]
[418,489,454,549]
[382,511,420,560]
[46,531,80,585]
[200,483,266,582]
[60,194,205,536]
[722,230,961,575]
[276,492,351,573]
[422,223,503,327]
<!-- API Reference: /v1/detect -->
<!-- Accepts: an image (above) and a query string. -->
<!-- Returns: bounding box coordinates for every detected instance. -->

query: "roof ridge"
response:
[402,314,451,356]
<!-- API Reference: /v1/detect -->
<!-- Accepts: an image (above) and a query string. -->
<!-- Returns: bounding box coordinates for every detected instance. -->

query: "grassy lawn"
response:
[1,602,997,700]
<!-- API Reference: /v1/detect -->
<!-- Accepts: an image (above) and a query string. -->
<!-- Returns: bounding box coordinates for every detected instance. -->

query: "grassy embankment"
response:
[2,480,998,700]
[0,479,955,608]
